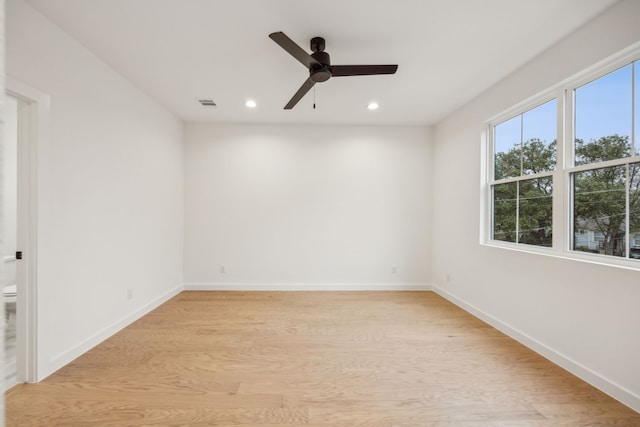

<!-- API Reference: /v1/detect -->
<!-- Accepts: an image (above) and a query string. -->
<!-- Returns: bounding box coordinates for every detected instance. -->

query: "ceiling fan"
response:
[269,31,398,109]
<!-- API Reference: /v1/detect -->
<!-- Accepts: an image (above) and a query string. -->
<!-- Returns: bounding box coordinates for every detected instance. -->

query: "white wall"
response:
[185,123,431,289]
[7,0,184,379]
[432,0,640,412]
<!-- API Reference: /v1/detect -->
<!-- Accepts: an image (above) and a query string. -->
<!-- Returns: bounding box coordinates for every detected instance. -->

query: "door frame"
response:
[7,77,49,383]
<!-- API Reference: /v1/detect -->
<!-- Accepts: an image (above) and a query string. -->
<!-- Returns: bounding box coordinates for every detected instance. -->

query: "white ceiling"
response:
[24,0,617,126]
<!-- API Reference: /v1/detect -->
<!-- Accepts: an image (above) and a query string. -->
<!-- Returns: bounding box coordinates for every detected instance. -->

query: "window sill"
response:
[482,240,640,272]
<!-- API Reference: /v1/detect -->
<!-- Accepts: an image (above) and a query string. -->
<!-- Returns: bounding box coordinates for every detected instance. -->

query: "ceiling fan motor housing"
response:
[310,36,325,52]
[310,58,331,81]
[310,36,331,82]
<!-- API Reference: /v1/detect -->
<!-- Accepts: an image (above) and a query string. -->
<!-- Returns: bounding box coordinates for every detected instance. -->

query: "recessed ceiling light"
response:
[245,99,257,108]
[367,102,379,110]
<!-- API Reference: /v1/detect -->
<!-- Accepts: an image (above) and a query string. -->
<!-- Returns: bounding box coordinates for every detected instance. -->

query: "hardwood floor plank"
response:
[487,420,640,427]
[6,291,639,425]
[308,398,548,423]
[8,407,308,427]
[8,385,281,410]
[532,402,640,420]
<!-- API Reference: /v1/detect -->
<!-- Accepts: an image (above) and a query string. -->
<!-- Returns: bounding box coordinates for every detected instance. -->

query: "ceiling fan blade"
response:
[330,64,398,77]
[269,32,320,69]
[284,77,316,110]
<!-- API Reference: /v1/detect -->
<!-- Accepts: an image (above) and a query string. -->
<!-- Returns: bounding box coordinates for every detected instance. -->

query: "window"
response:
[491,100,556,247]
[572,61,640,259]
[485,47,640,267]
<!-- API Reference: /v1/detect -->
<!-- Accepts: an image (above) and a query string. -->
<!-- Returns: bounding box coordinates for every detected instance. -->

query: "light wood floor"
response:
[6,291,640,426]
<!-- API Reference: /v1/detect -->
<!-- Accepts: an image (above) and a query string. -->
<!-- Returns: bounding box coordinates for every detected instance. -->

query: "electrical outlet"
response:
[219,265,226,274]
[446,273,451,283]
[127,288,133,300]
[391,265,398,274]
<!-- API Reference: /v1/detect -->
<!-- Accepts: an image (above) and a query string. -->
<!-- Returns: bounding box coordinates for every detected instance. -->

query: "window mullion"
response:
[626,163,631,258]
[554,88,567,251]
[632,61,635,157]
[516,181,520,243]
[568,171,575,252]
[520,114,524,176]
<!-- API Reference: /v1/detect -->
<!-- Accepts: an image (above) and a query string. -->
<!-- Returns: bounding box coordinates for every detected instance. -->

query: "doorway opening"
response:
[3,78,47,388]
[3,93,20,389]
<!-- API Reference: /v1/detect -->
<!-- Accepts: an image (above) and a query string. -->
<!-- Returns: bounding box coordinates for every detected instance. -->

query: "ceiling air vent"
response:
[196,98,217,108]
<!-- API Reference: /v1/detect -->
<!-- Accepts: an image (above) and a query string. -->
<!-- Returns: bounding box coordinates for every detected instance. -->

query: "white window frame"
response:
[482,42,640,271]
[484,89,563,251]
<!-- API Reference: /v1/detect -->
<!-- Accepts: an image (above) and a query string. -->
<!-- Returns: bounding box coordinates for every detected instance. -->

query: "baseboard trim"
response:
[43,284,183,381]
[184,282,432,291]
[432,285,640,414]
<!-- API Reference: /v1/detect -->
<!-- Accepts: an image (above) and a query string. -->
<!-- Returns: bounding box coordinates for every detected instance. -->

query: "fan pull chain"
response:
[313,86,316,109]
